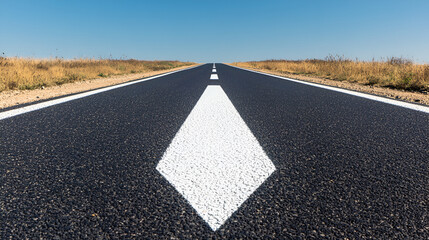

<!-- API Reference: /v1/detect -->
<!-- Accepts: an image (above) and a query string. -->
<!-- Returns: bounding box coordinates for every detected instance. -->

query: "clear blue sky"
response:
[1,0,428,63]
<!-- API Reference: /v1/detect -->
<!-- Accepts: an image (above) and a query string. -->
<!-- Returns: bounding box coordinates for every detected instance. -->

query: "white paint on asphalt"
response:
[156,85,276,231]
[0,65,201,121]
[230,65,429,114]
[213,63,216,68]
[212,69,217,72]
[210,74,219,80]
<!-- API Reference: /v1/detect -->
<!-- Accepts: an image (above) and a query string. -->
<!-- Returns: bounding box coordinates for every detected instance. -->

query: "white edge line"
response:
[0,65,203,121]
[228,65,429,114]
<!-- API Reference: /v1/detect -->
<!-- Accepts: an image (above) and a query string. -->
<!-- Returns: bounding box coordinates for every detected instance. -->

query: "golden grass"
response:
[231,57,429,92]
[0,58,194,92]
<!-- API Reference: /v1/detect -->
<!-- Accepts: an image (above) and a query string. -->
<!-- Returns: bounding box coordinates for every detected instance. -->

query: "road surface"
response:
[1,64,428,239]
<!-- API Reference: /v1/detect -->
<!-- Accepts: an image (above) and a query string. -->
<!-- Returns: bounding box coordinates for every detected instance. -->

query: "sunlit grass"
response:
[0,58,194,92]
[232,56,429,92]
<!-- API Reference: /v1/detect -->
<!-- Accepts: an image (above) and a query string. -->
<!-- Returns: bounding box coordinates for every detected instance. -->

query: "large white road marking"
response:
[210,74,219,80]
[230,65,429,114]
[212,69,217,72]
[156,85,276,231]
[0,65,201,121]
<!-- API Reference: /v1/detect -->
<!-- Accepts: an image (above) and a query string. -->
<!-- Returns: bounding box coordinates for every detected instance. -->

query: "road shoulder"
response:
[0,64,199,109]
[227,64,429,106]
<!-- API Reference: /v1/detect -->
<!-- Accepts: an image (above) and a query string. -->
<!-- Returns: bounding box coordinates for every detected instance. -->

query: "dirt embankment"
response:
[0,64,198,109]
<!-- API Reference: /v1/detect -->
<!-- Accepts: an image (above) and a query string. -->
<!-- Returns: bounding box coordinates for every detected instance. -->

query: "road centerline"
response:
[210,74,219,80]
[156,85,276,231]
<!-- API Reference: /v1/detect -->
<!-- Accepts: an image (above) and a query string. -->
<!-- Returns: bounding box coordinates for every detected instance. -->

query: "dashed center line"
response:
[212,69,217,72]
[210,74,219,80]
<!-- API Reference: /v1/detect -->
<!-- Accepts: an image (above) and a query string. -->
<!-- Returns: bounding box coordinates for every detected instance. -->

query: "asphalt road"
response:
[1,64,428,239]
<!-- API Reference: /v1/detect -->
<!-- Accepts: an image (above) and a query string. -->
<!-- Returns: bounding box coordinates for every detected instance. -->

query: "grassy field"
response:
[231,57,429,92]
[0,58,194,92]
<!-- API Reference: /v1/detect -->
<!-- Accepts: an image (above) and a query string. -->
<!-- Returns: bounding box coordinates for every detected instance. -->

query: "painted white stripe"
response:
[157,85,275,231]
[0,65,201,121]
[213,63,216,68]
[210,74,219,80]
[212,69,217,72]
[230,65,429,114]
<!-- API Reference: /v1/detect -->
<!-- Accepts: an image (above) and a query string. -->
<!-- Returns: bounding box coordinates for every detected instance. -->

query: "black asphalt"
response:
[1,64,428,239]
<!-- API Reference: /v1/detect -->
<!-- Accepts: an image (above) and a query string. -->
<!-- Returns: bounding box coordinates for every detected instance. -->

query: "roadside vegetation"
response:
[232,56,429,92]
[0,58,194,92]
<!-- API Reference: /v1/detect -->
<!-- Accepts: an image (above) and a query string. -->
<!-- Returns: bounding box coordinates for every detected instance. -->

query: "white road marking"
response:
[210,74,219,80]
[213,63,216,68]
[156,85,275,231]
[230,65,429,114]
[212,69,217,72]
[0,65,201,121]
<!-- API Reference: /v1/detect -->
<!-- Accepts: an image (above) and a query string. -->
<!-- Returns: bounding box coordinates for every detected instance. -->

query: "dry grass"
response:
[0,58,194,92]
[231,56,429,92]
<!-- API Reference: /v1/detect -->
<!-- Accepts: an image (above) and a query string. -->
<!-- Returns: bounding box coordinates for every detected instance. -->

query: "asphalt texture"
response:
[1,64,428,239]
